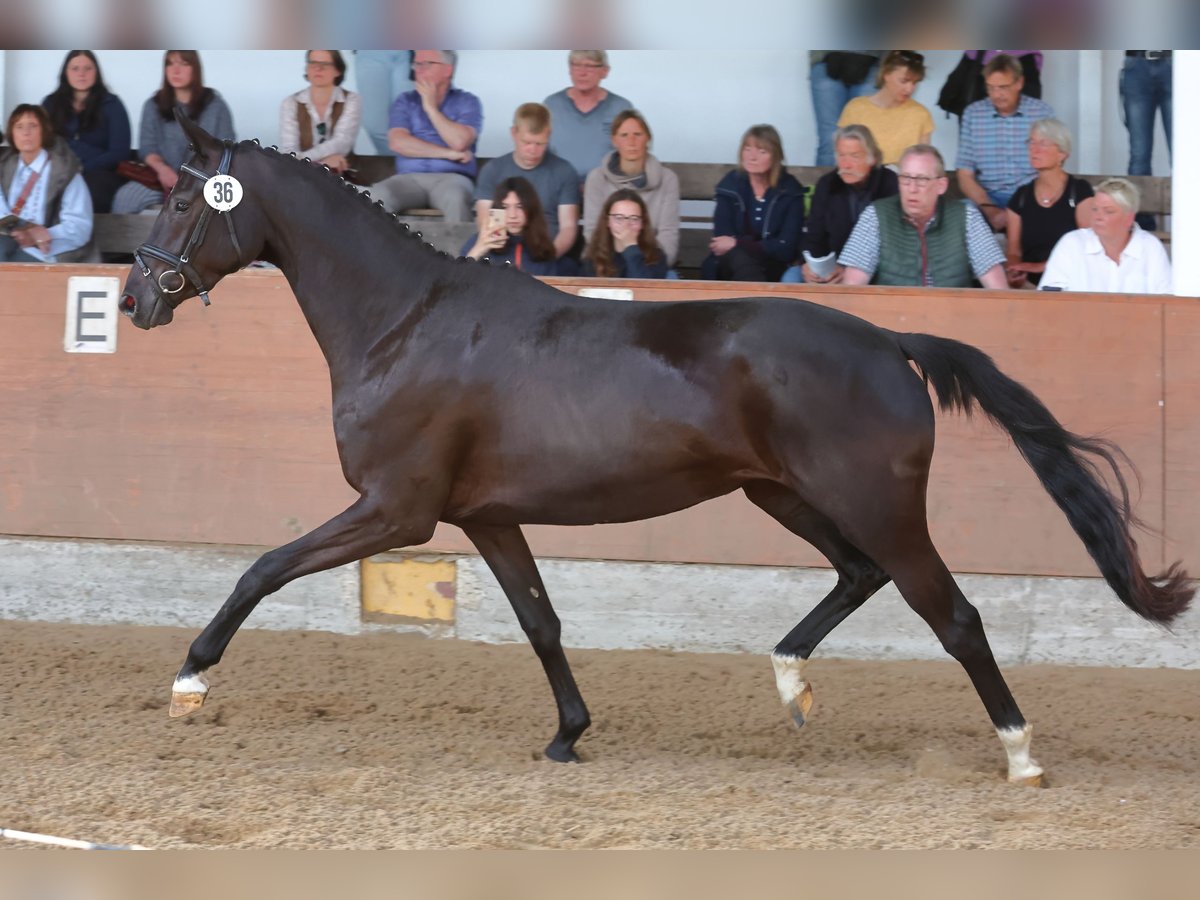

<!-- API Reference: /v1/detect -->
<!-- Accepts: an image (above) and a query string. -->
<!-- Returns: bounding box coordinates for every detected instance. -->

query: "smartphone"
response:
[487,207,506,234]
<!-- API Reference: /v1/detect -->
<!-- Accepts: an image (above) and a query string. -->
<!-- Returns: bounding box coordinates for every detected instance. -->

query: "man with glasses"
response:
[543,51,633,182]
[839,144,1008,288]
[955,54,1054,231]
[369,50,482,222]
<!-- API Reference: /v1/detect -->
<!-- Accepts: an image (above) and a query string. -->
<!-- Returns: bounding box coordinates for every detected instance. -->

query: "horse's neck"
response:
[251,153,441,378]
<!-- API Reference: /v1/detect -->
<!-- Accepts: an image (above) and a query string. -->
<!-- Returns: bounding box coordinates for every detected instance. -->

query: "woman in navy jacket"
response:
[701,124,805,282]
[41,50,131,214]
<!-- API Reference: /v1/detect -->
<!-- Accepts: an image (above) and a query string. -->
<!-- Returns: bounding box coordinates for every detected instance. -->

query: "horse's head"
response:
[120,109,249,329]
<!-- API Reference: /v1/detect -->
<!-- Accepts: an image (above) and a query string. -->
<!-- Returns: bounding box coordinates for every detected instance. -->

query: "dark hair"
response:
[6,103,55,150]
[583,189,662,277]
[44,50,110,137]
[306,50,347,86]
[155,50,214,121]
[492,177,555,263]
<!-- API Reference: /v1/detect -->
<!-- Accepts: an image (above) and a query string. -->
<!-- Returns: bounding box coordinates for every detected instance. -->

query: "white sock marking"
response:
[997,724,1043,781]
[172,672,210,695]
[771,653,809,705]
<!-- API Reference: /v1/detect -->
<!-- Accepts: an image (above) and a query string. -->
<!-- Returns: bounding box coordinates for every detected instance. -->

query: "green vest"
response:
[872,195,972,287]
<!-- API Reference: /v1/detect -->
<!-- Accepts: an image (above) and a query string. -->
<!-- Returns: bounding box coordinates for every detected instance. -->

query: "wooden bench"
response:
[94,156,1172,274]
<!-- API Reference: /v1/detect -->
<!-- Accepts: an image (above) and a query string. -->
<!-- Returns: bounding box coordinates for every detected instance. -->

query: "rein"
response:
[133,142,244,308]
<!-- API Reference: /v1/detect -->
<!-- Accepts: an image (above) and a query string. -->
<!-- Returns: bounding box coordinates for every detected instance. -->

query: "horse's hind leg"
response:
[170,495,428,717]
[864,526,1043,785]
[744,482,890,728]
[462,524,591,762]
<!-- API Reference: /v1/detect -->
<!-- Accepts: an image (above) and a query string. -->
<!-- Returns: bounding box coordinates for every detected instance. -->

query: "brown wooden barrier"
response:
[2,264,1195,579]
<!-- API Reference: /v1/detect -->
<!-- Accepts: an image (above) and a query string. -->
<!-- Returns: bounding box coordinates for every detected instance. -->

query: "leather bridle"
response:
[132,142,244,308]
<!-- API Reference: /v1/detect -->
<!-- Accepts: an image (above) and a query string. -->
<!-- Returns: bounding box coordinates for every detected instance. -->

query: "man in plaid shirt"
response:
[955,54,1054,231]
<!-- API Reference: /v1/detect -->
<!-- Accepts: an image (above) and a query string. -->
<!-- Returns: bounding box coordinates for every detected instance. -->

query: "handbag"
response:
[117,160,164,192]
[936,52,985,118]
[823,52,878,88]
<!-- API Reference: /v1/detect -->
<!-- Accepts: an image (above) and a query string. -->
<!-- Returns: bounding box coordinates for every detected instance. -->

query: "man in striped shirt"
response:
[955,54,1055,231]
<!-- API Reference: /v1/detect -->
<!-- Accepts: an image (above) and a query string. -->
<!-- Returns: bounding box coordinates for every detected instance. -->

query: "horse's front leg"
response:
[170,495,432,717]
[462,524,591,762]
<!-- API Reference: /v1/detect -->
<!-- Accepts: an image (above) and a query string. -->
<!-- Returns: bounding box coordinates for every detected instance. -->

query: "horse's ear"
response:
[175,105,220,159]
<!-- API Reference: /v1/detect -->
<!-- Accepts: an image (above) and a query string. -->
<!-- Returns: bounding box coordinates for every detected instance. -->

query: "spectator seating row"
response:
[93,156,1172,274]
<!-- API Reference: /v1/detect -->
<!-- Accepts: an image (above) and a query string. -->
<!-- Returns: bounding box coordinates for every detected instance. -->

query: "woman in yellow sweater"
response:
[836,50,934,166]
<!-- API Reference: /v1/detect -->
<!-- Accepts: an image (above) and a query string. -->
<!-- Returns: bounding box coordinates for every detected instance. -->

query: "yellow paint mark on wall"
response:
[361,557,456,623]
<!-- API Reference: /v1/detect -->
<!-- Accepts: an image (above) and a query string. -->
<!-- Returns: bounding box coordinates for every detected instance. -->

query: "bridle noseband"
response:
[133,142,244,308]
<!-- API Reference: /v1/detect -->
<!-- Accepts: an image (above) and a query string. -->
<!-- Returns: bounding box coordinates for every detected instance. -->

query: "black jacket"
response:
[803,165,898,259]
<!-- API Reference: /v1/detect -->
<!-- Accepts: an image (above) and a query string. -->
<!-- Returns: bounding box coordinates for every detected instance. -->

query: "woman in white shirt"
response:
[1040,177,1172,294]
[278,50,362,176]
[0,103,94,263]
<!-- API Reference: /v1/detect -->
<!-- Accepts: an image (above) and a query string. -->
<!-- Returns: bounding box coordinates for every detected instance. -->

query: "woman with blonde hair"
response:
[582,109,680,266]
[836,50,934,166]
[701,124,805,282]
[1040,177,1171,293]
[581,189,668,278]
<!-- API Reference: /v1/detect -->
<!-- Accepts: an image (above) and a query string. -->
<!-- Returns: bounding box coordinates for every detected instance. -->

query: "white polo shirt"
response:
[1040,225,1173,295]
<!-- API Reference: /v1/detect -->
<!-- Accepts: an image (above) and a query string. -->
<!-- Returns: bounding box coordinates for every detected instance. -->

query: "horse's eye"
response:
[175,200,190,212]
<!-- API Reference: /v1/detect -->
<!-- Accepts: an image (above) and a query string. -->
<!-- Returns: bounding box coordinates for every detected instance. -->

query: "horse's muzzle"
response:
[120,292,174,329]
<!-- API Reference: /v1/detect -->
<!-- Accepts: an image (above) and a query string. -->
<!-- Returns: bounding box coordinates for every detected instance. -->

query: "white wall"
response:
[0,49,1172,176]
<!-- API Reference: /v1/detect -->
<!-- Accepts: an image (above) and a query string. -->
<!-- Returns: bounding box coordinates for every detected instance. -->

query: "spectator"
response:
[1120,51,1172,231]
[581,189,669,279]
[836,50,934,166]
[460,176,559,276]
[278,50,361,175]
[802,124,899,285]
[1039,177,1172,294]
[701,124,805,283]
[937,51,1044,121]
[840,144,1007,288]
[543,51,633,181]
[582,109,680,266]
[474,102,579,261]
[41,50,131,214]
[955,53,1054,231]
[0,104,95,263]
[112,50,235,215]
[354,50,411,155]
[370,50,481,223]
[1004,119,1095,288]
[809,51,881,167]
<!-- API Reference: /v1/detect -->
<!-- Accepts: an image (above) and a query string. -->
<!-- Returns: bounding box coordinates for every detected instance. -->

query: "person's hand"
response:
[13,224,51,252]
[982,204,1007,231]
[1005,260,1037,288]
[157,167,179,192]
[443,148,473,164]
[414,77,438,110]
[801,262,845,285]
[468,224,507,259]
[320,154,349,173]
[709,235,736,256]
[610,219,639,252]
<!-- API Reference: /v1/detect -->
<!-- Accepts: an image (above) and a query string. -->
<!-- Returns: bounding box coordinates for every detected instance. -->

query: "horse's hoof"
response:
[543,743,582,763]
[168,691,207,718]
[1008,772,1045,788]
[785,683,814,729]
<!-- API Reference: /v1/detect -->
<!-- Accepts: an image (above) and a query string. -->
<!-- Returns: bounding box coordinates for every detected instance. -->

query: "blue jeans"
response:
[355,51,412,155]
[810,60,878,167]
[1120,56,1172,176]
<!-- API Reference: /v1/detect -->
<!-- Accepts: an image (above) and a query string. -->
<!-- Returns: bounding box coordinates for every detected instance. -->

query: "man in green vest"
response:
[839,144,1007,288]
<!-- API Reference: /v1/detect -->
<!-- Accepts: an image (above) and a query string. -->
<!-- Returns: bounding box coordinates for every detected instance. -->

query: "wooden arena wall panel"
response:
[0,264,1187,579]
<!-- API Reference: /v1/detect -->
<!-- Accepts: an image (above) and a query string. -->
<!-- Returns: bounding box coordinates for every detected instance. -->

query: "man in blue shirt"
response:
[955,54,1054,231]
[370,50,483,223]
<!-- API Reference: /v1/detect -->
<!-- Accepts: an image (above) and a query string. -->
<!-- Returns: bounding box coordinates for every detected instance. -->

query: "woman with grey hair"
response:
[801,123,898,284]
[1004,118,1095,287]
[1039,177,1172,293]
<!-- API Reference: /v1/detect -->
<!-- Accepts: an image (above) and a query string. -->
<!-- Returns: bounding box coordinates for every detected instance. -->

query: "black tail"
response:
[896,331,1193,625]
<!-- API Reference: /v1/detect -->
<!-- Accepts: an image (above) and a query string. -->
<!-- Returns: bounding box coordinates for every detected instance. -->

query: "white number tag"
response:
[205,174,243,211]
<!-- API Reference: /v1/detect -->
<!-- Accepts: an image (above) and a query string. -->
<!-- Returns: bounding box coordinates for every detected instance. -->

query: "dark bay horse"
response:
[120,112,1192,784]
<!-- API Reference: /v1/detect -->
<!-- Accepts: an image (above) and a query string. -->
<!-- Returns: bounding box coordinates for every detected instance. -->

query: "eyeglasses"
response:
[1026,139,1058,149]
[570,62,606,69]
[892,50,925,65]
[306,60,335,70]
[986,80,1020,93]
[608,214,642,224]
[412,60,448,69]
[897,174,941,187]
